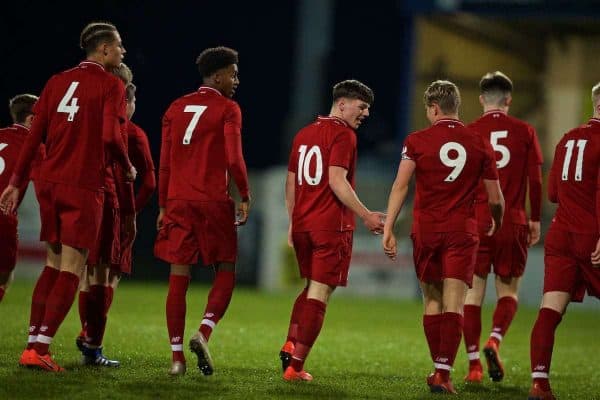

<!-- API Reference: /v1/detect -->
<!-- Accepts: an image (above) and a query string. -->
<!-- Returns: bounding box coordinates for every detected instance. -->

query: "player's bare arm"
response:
[382,159,415,260]
[285,171,295,247]
[328,165,384,234]
[483,178,504,236]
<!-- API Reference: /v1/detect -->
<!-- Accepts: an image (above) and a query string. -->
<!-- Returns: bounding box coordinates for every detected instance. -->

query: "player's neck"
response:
[431,114,459,124]
[593,113,600,120]
[482,105,508,114]
[85,54,107,69]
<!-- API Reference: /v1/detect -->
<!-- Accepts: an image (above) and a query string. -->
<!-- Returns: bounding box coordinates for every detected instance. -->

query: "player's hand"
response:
[591,238,600,267]
[122,213,137,247]
[126,165,137,182]
[156,207,165,230]
[287,224,293,247]
[363,211,385,235]
[0,185,19,215]
[527,220,541,247]
[382,230,397,260]
[235,199,250,226]
[486,217,498,237]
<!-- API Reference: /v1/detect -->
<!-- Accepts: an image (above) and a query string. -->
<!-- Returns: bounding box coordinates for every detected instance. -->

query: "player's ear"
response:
[478,95,485,107]
[25,114,34,127]
[339,99,345,112]
[505,95,513,107]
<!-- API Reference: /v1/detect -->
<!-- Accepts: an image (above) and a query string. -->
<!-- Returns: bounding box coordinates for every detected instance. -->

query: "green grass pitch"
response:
[0,280,598,399]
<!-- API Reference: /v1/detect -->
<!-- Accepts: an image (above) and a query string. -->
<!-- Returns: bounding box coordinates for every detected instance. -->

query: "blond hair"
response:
[424,80,460,115]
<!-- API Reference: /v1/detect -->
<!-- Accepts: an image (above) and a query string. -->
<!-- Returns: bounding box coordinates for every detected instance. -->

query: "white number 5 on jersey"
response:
[0,143,8,175]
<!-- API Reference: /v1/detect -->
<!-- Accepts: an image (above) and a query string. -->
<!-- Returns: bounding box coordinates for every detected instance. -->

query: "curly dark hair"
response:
[196,46,238,78]
[332,80,374,105]
[480,71,513,93]
[80,21,118,55]
[9,94,38,123]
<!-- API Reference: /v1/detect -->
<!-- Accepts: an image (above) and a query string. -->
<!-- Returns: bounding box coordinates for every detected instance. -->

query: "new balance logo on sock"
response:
[435,357,449,363]
[534,364,547,371]
[171,336,181,343]
[468,345,477,351]
[204,313,215,318]
[29,326,36,333]
[40,325,48,332]
[493,327,501,332]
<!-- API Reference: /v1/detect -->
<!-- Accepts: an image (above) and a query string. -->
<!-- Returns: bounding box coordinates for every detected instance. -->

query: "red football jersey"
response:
[159,86,249,206]
[127,121,155,211]
[0,124,44,208]
[403,118,498,234]
[288,116,357,232]
[548,118,600,234]
[469,111,543,224]
[11,61,130,191]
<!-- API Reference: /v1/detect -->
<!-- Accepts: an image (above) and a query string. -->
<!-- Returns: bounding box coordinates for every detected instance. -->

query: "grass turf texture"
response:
[0,280,598,399]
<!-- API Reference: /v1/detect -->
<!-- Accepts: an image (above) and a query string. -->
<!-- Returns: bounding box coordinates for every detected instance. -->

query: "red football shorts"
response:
[88,190,120,266]
[0,214,18,274]
[544,227,600,302]
[154,199,237,266]
[292,230,353,287]
[475,221,528,279]
[36,181,103,250]
[411,230,479,287]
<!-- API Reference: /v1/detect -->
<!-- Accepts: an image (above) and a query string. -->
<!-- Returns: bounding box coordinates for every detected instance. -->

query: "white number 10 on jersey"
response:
[297,145,323,186]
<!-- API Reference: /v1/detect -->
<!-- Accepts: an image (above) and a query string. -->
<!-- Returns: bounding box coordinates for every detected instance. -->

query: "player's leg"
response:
[198,262,236,342]
[76,265,90,350]
[285,279,334,382]
[281,282,308,371]
[463,273,487,382]
[167,263,191,375]
[30,244,87,371]
[0,213,18,302]
[80,263,119,367]
[529,291,569,399]
[483,275,520,382]
[23,243,60,353]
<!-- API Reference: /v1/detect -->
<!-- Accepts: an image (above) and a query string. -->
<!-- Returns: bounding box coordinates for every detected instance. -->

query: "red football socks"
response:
[166,274,189,363]
[463,305,482,367]
[199,270,235,341]
[435,312,464,380]
[423,313,442,363]
[290,298,327,372]
[490,296,518,346]
[85,285,109,347]
[530,307,562,391]
[286,287,308,344]
[34,271,80,355]
[27,266,59,349]
[78,290,89,330]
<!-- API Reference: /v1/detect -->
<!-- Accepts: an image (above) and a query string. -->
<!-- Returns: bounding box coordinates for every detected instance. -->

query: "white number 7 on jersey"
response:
[182,105,208,145]
[57,82,80,122]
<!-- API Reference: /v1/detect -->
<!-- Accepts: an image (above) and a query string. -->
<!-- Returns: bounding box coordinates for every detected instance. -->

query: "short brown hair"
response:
[423,80,461,114]
[80,21,118,55]
[332,80,374,105]
[592,82,600,108]
[9,94,38,123]
[196,46,238,78]
[480,71,512,106]
[125,83,136,103]
[112,63,133,86]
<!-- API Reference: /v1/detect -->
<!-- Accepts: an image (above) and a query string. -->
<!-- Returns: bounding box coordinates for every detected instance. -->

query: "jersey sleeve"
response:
[401,134,416,162]
[129,126,156,211]
[288,137,298,173]
[158,106,173,208]
[103,79,131,172]
[526,127,543,221]
[481,137,499,180]
[223,101,250,200]
[329,129,355,169]
[547,141,561,203]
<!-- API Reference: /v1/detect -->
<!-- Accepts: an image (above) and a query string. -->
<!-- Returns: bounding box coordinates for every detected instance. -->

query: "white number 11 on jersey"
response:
[182,105,207,145]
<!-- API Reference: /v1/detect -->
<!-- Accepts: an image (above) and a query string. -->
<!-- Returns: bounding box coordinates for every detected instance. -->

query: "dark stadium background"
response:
[1,0,600,287]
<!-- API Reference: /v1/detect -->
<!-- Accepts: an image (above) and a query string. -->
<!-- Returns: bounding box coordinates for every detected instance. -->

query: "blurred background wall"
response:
[2,0,600,307]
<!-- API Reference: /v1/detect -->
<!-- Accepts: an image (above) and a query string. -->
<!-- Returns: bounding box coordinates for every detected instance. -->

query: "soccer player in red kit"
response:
[382,80,504,394]
[154,46,250,376]
[0,21,135,372]
[280,80,385,382]
[462,72,543,383]
[527,83,600,400]
[0,94,41,302]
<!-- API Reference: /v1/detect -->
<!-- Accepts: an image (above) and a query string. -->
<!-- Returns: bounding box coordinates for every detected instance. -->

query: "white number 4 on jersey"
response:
[57,82,80,122]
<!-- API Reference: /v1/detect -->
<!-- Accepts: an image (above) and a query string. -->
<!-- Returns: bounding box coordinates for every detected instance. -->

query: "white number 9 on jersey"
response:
[439,142,467,182]
[297,145,323,186]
